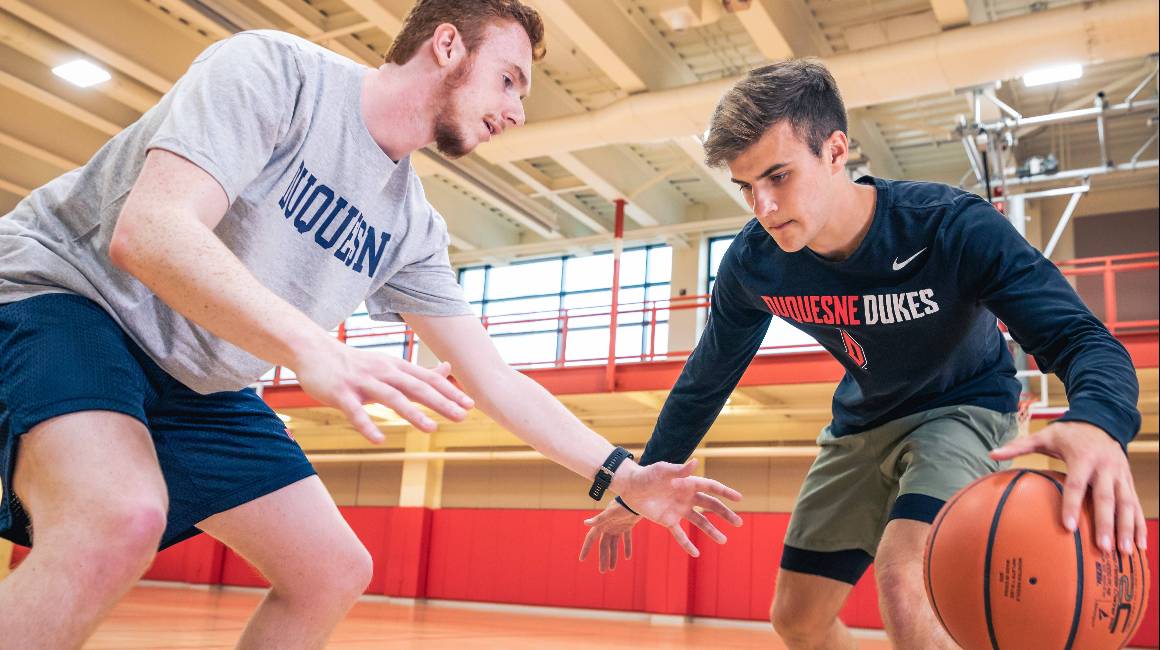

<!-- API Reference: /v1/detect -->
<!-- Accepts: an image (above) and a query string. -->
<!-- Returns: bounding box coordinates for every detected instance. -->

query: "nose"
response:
[503,101,526,129]
[752,187,778,221]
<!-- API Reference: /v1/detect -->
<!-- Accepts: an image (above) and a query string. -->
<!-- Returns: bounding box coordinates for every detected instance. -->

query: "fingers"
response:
[1115,478,1142,554]
[1060,462,1094,533]
[1092,470,1116,553]
[335,393,384,443]
[674,476,742,503]
[399,360,474,409]
[579,526,599,561]
[387,372,469,422]
[668,524,700,558]
[609,535,620,572]
[624,527,633,560]
[360,381,437,432]
[694,493,743,527]
[598,531,610,573]
[687,510,726,544]
[677,458,698,477]
[989,435,1044,461]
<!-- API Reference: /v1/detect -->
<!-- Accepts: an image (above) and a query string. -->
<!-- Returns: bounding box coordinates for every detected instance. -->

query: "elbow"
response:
[108,212,145,273]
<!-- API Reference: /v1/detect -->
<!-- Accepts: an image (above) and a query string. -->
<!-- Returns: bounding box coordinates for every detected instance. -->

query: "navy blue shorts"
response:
[0,293,316,550]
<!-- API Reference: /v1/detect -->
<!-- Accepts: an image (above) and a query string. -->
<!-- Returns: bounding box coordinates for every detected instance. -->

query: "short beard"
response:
[433,56,475,159]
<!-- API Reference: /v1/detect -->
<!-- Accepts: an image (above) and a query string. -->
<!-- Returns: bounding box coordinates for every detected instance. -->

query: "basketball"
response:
[924,469,1150,650]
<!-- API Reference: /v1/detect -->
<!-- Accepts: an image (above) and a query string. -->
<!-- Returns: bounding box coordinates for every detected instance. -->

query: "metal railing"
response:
[262,252,1159,387]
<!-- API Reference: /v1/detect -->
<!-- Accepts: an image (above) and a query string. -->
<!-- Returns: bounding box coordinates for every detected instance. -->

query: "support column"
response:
[605,200,626,391]
[667,233,708,353]
[399,430,444,508]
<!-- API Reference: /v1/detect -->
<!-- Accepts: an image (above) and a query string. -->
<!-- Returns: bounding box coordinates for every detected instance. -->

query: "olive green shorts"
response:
[780,405,1018,583]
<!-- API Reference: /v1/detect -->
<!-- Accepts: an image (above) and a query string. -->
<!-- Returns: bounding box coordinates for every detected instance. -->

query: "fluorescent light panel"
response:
[52,59,111,88]
[1022,63,1083,88]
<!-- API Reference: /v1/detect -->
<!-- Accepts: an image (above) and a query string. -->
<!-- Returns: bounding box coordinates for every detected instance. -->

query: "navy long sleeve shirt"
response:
[640,176,1140,466]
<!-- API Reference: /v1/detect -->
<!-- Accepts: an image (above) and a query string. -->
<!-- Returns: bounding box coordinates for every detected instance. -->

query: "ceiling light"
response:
[52,59,111,88]
[1022,63,1083,88]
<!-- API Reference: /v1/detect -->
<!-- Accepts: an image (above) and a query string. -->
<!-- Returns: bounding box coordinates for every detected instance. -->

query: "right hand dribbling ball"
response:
[923,469,1150,650]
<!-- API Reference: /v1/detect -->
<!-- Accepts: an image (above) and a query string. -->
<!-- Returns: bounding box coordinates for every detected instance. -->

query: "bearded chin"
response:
[434,115,472,159]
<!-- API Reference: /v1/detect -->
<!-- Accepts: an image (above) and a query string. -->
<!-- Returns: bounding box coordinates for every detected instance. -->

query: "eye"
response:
[739,185,754,205]
[770,172,789,184]
[503,75,514,89]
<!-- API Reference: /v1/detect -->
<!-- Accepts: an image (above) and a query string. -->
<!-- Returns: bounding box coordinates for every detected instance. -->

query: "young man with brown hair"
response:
[0,2,740,647]
[581,59,1144,649]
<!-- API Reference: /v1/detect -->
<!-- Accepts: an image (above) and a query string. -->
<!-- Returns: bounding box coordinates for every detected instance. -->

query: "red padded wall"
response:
[7,511,1157,647]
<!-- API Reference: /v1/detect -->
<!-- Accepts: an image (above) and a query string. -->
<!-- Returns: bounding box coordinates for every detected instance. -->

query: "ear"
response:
[430,23,465,68]
[826,130,850,173]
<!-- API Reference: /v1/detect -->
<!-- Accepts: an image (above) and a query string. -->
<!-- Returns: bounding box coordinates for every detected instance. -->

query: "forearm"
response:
[450,361,636,490]
[1051,331,1141,447]
[110,205,332,368]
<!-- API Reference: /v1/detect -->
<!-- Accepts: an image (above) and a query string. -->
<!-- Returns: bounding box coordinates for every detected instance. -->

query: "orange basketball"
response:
[924,469,1150,650]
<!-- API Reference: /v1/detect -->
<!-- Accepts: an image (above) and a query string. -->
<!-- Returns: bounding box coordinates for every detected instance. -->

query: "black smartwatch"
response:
[588,447,634,501]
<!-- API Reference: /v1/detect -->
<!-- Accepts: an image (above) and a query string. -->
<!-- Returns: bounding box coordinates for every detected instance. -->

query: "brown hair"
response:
[703,59,847,168]
[386,0,546,65]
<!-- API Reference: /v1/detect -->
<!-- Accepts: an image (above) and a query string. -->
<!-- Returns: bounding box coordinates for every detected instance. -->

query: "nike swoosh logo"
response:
[892,248,927,271]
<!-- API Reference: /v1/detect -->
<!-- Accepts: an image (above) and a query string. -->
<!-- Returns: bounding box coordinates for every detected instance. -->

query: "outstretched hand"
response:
[580,459,743,571]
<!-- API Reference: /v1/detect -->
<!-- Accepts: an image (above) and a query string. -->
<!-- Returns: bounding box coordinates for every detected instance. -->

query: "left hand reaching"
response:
[990,421,1146,554]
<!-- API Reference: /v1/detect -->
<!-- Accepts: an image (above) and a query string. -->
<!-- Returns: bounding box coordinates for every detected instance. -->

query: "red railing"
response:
[261,252,1159,386]
[1055,252,1159,334]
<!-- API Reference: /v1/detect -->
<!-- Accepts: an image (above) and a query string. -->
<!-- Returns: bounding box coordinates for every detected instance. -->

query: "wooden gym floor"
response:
[86,584,894,649]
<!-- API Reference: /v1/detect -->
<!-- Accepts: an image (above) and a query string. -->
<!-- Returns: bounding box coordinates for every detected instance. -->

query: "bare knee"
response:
[769,568,853,647]
[272,540,373,606]
[875,557,924,614]
[771,595,833,642]
[31,499,167,597]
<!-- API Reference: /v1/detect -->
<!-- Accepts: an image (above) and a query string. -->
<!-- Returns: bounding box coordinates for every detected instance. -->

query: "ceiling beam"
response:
[138,0,234,40]
[525,0,646,92]
[552,152,658,226]
[847,113,904,179]
[499,161,609,234]
[0,130,81,170]
[0,0,173,93]
[253,0,373,63]
[0,12,159,113]
[449,214,750,266]
[447,233,477,251]
[0,177,30,196]
[672,136,749,211]
[732,0,794,61]
[340,0,402,38]
[758,0,833,58]
[187,0,270,32]
[412,150,560,239]
[930,0,971,28]
[0,69,121,136]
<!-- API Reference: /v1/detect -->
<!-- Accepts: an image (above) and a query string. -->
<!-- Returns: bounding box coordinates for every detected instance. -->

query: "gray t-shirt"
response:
[0,30,472,394]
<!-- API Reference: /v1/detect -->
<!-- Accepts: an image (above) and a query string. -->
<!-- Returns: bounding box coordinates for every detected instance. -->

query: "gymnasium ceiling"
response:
[0,0,1157,267]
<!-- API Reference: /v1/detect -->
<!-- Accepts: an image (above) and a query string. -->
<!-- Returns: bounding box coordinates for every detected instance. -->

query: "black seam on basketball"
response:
[1026,470,1083,650]
[1126,544,1146,641]
[985,470,1027,650]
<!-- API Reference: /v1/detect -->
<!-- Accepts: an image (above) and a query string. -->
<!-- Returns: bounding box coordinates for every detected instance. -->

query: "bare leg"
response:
[876,519,959,650]
[0,412,168,650]
[197,475,373,650]
[770,567,857,650]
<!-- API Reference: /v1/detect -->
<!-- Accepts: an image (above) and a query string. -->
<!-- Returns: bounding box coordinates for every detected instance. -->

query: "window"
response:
[459,244,672,366]
[706,235,820,352]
